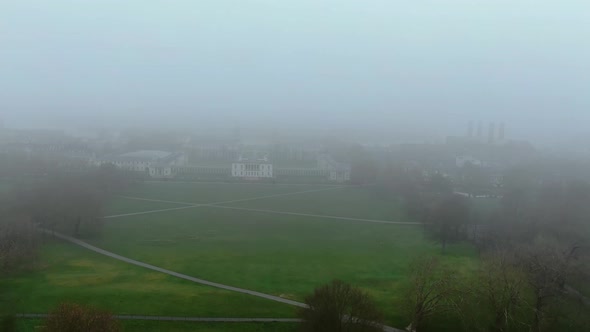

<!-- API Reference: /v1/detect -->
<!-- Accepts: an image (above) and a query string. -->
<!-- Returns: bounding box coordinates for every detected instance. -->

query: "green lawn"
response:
[122,182,326,204]
[103,198,182,216]
[0,241,295,318]
[4,182,479,330]
[87,182,478,327]
[223,186,409,221]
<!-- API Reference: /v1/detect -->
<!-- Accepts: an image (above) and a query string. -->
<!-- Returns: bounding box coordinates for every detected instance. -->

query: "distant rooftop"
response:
[237,150,270,163]
[121,150,171,160]
[101,150,178,163]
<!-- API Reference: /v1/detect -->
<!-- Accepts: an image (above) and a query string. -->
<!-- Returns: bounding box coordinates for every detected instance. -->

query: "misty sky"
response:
[1,1,589,143]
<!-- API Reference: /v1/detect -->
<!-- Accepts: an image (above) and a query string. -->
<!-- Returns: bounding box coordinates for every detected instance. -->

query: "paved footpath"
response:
[40,229,403,332]
[17,314,301,322]
[107,186,345,219]
[39,229,306,308]
[206,205,422,225]
[117,192,422,226]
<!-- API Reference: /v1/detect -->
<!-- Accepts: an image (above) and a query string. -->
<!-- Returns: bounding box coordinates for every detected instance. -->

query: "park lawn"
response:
[16,319,299,332]
[221,186,410,221]
[121,182,329,204]
[0,241,296,319]
[90,206,478,327]
[103,198,184,216]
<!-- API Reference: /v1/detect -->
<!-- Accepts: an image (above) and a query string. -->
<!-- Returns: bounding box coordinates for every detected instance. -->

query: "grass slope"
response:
[4,182,478,331]
[92,205,477,326]
[121,182,328,204]
[0,241,296,318]
[223,186,409,221]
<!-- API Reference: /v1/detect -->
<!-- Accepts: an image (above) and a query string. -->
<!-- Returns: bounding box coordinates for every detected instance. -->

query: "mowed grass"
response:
[223,186,409,221]
[5,182,478,330]
[121,182,331,205]
[0,241,296,318]
[89,182,478,327]
[103,198,183,216]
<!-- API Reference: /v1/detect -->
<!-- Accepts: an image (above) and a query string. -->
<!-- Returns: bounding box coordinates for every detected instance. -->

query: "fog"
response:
[3,2,590,331]
[1,0,589,144]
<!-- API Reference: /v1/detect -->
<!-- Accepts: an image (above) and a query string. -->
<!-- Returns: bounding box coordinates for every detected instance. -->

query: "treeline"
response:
[356,158,590,331]
[403,181,590,331]
[0,163,136,273]
[299,176,590,332]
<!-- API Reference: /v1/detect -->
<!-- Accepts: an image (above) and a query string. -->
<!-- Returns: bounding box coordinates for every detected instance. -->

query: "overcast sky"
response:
[1,0,589,143]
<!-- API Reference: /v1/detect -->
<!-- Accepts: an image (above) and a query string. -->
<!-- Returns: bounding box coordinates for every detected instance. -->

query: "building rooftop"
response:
[237,150,270,163]
[100,150,178,163]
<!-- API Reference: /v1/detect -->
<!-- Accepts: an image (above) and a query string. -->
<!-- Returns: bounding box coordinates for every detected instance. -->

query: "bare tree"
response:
[427,194,470,253]
[299,279,383,332]
[0,214,39,271]
[517,238,579,332]
[480,252,528,332]
[455,250,529,332]
[405,256,454,332]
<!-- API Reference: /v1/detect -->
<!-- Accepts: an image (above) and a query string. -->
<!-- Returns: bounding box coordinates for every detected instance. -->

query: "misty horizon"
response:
[2,0,590,145]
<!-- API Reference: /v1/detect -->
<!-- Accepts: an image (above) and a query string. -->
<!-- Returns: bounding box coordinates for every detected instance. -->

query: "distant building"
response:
[318,154,351,183]
[231,151,273,179]
[96,150,187,178]
[455,155,484,168]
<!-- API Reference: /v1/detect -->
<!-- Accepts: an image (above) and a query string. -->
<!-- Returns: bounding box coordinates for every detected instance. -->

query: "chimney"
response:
[498,122,505,141]
[476,121,483,140]
[488,122,496,144]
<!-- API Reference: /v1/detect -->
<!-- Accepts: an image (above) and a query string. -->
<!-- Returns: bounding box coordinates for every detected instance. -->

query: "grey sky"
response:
[1,0,589,143]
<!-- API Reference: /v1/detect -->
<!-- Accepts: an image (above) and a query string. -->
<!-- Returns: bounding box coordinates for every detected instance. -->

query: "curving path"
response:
[39,229,403,332]
[17,314,301,322]
[39,229,306,308]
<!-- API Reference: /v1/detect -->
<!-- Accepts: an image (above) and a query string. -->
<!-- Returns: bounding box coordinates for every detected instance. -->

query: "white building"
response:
[231,151,273,179]
[96,150,187,178]
[231,162,273,178]
[455,155,484,168]
[318,154,351,183]
[329,168,351,182]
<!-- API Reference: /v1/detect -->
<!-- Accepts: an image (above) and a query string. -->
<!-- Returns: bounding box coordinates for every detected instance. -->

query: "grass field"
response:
[121,182,327,204]
[0,241,295,319]
[5,181,479,331]
[95,182,477,327]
